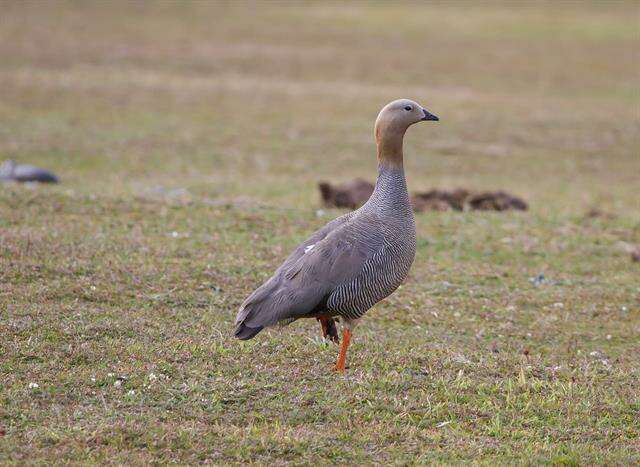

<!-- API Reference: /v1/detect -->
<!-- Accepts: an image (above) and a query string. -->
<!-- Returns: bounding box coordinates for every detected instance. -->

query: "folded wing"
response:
[234,213,382,339]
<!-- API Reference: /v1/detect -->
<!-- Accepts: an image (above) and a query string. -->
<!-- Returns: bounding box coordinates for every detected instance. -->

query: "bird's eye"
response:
[404,106,412,111]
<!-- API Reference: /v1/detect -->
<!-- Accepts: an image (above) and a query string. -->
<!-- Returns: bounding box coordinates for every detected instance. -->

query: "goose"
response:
[0,160,59,183]
[234,99,438,372]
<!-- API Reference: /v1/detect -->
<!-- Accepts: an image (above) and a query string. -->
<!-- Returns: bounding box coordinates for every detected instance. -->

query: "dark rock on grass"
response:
[0,160,59,183]
[318,178,374,209]
[468,190,528,211]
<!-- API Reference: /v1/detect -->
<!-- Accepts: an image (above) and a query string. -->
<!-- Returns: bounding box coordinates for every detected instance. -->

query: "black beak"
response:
[421,108,439,121]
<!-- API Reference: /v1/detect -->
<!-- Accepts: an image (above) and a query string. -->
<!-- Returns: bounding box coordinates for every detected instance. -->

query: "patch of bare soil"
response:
[583,207,617,220]
[318,178,374,210]
[318,179,528,212]
[467,191,528,212]
[411,189,470,212]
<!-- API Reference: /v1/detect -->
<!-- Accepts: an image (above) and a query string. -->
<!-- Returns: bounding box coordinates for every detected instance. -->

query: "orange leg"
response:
[333,328,352,372]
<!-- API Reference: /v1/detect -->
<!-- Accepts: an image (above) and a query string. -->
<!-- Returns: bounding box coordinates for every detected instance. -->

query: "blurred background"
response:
[1,2,639,463]
[1,1,638,211]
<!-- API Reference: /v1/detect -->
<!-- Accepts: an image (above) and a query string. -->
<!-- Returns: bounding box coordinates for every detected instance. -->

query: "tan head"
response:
[374,98,438,167]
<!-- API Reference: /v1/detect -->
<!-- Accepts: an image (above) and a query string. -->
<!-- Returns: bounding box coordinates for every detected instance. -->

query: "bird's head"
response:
[374,99,438,166]
[375,98,438,136]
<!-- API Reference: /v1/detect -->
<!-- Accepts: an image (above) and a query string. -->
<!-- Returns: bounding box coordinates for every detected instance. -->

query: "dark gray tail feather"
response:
[234,322,264,340]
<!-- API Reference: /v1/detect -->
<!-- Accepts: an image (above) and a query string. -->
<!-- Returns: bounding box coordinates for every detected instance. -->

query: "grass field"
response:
[1,1,639,464]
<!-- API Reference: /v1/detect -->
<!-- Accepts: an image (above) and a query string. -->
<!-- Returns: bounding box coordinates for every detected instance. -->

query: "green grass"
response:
[1,1,639,464]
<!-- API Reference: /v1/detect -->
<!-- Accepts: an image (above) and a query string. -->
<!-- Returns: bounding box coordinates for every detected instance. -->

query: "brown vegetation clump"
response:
[318,178,374,209]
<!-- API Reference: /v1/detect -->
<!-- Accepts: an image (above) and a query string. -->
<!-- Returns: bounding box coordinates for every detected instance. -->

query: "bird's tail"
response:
[234,295,271,340]
[234,275,314,340]
[234,322,264,340]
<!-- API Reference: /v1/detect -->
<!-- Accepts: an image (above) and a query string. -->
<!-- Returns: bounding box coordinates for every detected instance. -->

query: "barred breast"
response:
[327,235,415,320]
[327,165,416,321]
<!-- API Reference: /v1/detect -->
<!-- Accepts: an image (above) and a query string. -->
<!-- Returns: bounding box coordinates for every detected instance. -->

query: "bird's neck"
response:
[370,161,410,213]
[374,162,407,192]
[369,121,411,212]
[375,124,406,169]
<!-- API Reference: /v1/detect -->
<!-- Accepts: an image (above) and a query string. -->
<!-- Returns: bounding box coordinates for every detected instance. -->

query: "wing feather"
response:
[234,212,383,338]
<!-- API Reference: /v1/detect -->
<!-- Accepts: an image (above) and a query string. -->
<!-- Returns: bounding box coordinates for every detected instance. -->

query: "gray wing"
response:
[273,211,355,276]
[234,213,383,339]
